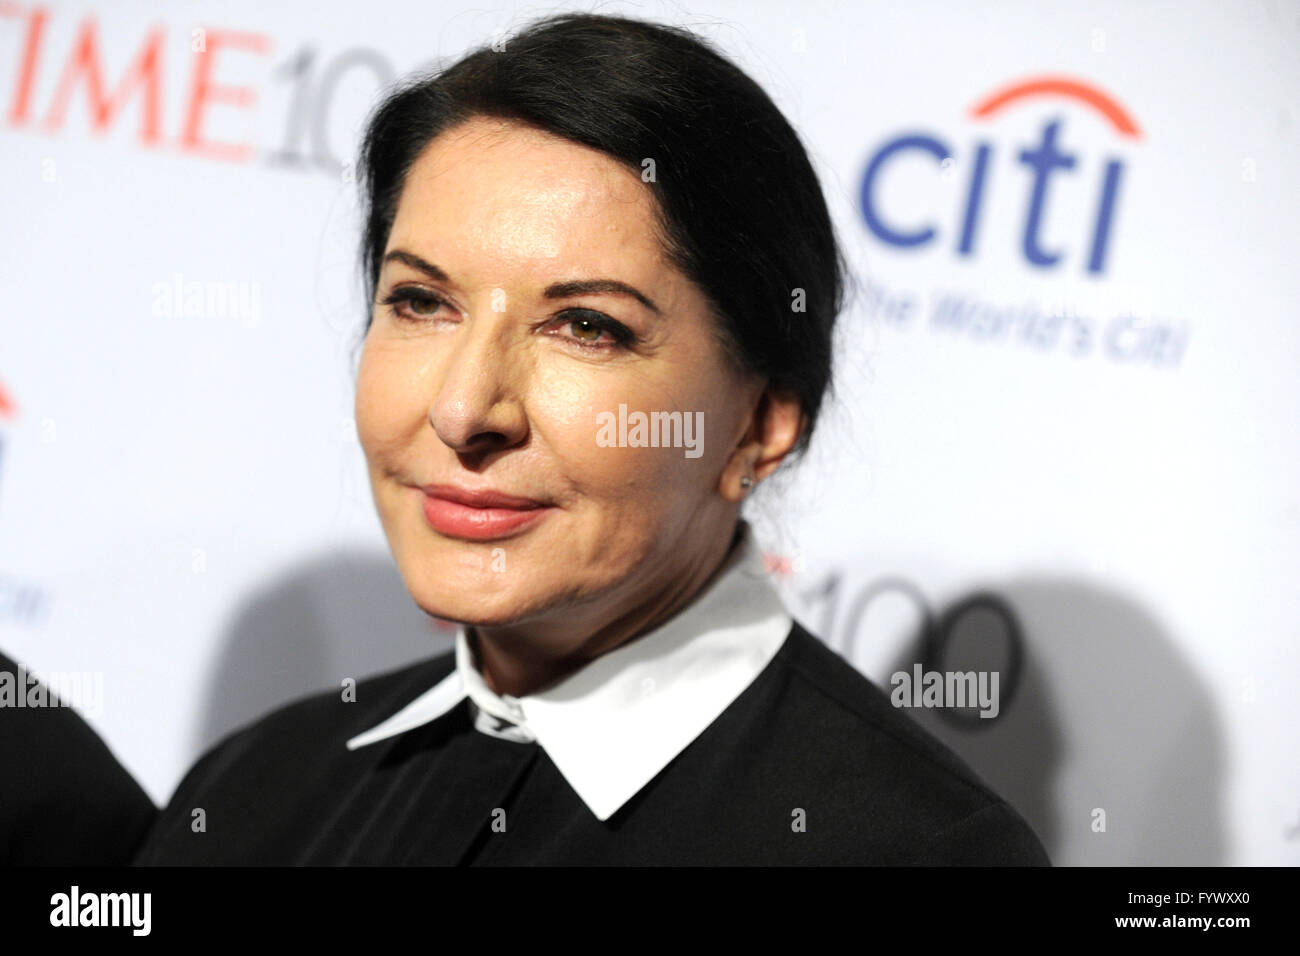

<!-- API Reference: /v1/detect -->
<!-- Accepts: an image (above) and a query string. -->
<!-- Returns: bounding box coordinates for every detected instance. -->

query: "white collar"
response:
[345,521,793,821]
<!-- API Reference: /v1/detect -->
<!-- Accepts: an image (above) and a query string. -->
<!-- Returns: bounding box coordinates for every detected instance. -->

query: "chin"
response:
[417,596,559,630]
[401,568,558,629]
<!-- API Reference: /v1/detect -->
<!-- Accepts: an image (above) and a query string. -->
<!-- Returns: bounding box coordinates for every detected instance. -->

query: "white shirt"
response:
[345,521,794,821]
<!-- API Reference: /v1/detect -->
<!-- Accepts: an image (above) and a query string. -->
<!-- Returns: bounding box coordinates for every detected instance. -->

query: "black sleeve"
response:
[0,652,158,866]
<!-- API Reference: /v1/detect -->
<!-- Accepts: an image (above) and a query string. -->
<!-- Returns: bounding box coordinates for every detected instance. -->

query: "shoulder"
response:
[253,649,454,739]
[133,649,458,864]
[161,650,455,805]
[754,621,1050,865]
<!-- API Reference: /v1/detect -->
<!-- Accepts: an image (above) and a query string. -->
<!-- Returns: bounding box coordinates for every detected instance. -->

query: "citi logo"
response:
[859,76,1142,275]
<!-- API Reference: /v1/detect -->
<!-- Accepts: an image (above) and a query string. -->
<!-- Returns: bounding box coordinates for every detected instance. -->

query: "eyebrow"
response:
[382,249,662,315]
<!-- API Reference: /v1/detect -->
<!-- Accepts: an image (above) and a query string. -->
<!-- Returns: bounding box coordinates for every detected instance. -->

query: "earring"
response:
[740,475,754,491]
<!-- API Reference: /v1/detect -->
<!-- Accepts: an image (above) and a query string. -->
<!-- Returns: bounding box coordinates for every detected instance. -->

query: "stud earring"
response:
[740,475,754,490]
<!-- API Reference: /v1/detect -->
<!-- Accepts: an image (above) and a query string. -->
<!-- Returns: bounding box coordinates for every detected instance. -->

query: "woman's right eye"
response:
[378,289,453,322]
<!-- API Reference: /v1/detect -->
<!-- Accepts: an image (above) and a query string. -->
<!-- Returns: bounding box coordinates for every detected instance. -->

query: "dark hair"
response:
[355,13,845,458]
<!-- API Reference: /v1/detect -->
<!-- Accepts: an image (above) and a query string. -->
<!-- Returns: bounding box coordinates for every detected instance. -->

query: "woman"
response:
[134,13,1048,865]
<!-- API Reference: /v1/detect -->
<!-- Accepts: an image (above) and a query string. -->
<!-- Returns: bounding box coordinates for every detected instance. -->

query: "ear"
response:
[719,385,804,502]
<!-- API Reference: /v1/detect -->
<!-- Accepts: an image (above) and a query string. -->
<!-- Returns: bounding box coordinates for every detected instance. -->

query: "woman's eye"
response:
[406,296,443,316]
[556,311,635,350]
[378,293,633,350]
[569,316,604,343]
[379,289,452,322]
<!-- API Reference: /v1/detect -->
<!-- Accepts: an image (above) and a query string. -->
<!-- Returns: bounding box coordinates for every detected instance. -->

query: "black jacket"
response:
[1,651,157,865]
[132,621,1049,865]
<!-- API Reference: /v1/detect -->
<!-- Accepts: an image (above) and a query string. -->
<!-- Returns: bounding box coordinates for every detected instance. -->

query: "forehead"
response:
[386,117,668,285]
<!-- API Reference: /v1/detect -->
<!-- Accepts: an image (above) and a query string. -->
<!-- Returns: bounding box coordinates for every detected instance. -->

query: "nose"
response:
[428,310,529,457]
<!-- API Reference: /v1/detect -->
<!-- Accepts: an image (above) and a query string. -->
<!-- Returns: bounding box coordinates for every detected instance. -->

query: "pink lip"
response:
[418,484,553,541]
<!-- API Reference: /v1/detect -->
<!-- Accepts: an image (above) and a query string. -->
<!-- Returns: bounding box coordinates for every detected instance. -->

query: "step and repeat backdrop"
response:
[2,0,1297,865]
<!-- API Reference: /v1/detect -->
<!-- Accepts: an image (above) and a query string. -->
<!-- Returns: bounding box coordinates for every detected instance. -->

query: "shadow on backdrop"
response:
[839,577,1227,865]
[194,549,453,758]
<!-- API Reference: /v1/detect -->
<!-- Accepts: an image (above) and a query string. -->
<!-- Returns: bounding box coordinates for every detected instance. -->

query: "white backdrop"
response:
[2,0,1297,865]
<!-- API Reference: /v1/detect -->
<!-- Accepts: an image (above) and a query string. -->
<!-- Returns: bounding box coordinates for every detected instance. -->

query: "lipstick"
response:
[418,484,553,541]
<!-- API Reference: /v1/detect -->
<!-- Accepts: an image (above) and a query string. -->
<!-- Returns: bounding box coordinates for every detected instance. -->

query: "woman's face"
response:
[355,116,770,634]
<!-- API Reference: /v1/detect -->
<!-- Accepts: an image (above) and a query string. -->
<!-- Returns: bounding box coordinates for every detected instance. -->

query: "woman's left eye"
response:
[554,310,636,350]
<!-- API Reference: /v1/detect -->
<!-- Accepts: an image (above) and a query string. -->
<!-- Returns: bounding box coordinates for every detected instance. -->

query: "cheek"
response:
[353,350,390,464]
[354,336,425,458]
[530,364,723,508]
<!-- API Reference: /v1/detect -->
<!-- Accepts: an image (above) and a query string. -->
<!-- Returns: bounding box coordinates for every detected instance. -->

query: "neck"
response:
[471,524,743,698]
